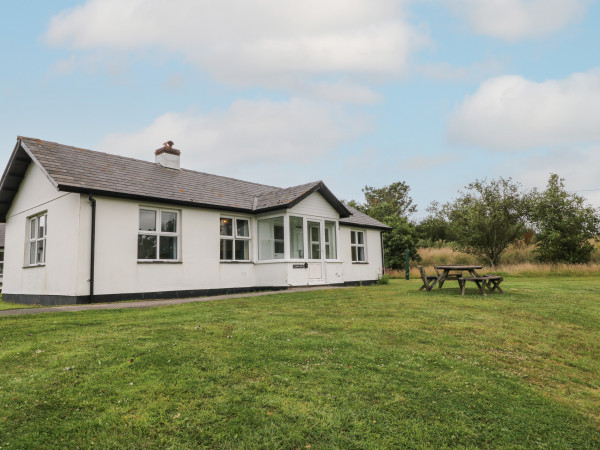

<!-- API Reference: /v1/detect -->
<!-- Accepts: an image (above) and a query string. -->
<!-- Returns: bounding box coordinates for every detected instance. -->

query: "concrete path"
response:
[0,286,350,317]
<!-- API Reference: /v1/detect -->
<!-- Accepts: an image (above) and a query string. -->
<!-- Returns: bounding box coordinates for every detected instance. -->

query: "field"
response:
[1,278,599,448]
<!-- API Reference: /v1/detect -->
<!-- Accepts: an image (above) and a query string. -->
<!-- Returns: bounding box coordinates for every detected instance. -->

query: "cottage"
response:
[0,137,390,305]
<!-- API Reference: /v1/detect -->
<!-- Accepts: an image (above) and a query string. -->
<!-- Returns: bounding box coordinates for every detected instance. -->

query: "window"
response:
[351,230,366,262]
[258,216,284,260]
[0,249,4,275]
[324,221,337,259]
[138,208,179,261]
[27,212,47,266]
[308,221,321,259]
[289,216,304,259]
[220,217,250,261]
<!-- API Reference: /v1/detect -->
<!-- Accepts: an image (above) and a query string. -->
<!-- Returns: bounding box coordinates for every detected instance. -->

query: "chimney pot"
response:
[155,140,181,170]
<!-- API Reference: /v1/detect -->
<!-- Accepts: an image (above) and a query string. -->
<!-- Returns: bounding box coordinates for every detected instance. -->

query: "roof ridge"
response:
[18,136,282,190]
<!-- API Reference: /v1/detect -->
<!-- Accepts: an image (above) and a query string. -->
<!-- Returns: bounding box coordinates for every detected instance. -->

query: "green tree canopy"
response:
[445,178,529,268]
[530,174,600,263]
[348,181,420,270]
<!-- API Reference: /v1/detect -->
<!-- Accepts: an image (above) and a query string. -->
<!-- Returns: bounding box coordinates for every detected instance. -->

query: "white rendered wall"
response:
[3,163,81,296]
[339,227,383,282]
[86,197,261,296]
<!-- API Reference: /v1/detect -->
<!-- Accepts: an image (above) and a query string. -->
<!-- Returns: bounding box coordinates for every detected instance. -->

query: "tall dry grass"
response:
[388,242,600,278]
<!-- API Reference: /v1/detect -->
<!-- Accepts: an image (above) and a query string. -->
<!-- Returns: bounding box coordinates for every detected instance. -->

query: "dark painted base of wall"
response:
[2,281,377,306]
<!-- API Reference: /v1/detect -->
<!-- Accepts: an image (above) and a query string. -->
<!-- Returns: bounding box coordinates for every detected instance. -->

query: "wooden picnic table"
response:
[434,265,483,288]
[433,265,504,296]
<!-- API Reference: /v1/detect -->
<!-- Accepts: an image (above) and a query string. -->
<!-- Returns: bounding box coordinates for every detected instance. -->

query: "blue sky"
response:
[2,0,599,217]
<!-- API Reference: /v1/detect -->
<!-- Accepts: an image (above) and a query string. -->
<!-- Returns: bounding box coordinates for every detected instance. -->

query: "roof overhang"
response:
[0,140,35,222]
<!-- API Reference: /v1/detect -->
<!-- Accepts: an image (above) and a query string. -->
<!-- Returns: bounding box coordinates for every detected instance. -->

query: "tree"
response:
[530,174,600,263]
[348,181,420,269]
[445,178,529,268]
[416,201,453,247]
[350,181,416,222]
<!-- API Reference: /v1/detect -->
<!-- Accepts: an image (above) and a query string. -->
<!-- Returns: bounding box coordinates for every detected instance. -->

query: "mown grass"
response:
[0,296,37,311]
[1,278,599,448]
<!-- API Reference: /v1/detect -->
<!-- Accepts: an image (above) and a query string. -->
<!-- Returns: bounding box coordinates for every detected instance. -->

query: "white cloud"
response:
[447,69,600,151]
[511,147,600,208]
[45,0,425,86]
[97,98,372,176]
[447,0,590,41]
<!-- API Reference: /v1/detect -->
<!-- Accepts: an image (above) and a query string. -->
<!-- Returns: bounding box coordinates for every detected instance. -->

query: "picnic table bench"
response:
[418,265,504,295]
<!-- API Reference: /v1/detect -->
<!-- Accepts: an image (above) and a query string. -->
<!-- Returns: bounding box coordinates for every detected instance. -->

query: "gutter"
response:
[88,194,96,298]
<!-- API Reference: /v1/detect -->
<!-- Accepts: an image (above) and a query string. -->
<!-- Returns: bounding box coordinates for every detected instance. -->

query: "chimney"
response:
[155,140,181,170]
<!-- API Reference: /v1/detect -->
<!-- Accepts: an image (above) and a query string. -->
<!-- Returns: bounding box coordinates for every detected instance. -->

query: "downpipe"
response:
[88,194,96,299]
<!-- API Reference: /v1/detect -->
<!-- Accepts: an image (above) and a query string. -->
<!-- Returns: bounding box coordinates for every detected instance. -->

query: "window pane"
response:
[258,216,284,260]
[358,246,365,262]
[37,240,45,264]
[234,239,249,260]
[159,236,177,259]
[139,209,156,231]
[220,218,233,236]
[30,242,36,265]
[325,221,336,259]
[137,234,157,259]
[0,263,3,276]
[236,219,249,237]
[38,214,47,238]
[351,247,357,262]
[357,232,364,245]
[30,217,37,239]
[161,211,177,232]
[289,216,304,259]
[220,239,233,260]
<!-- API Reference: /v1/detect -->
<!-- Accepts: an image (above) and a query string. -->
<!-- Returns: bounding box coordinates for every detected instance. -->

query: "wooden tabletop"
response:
[434,265,483,270]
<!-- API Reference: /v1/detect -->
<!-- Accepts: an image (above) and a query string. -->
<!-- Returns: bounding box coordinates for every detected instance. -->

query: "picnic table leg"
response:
[460,279,465,295]
[474,280,486,296]
[438,270,448,288]
[489,279,504,294]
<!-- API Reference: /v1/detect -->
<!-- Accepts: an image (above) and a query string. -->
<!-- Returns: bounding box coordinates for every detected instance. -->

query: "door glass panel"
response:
[161,211,177,232]
[220,239,233,260]
[289,216,304,259]
[236,219,249,237]
[139,209,156,231]
[159,236,177,259]
[234,240,249,260]
[220,218,233,236]
[308,221,321,259]
[137,235,157,259]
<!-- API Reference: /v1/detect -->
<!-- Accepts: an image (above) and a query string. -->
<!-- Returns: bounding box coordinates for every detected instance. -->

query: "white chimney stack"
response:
[155,140,181,170]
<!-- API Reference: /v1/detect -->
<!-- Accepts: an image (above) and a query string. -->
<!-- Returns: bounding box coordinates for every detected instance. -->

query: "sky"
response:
[1,0,600,218]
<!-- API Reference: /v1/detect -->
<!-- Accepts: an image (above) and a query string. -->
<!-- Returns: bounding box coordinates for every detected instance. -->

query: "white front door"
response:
[307,221,323,284]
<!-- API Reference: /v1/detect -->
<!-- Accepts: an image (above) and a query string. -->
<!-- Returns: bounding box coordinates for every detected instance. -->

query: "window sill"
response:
[352,261,369,264]
[220,260,253,264]
[137,260,182,264]
[23,264,46,269]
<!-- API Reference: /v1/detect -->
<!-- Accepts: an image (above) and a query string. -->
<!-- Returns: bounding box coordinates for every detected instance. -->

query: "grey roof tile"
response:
[2,137,389,229]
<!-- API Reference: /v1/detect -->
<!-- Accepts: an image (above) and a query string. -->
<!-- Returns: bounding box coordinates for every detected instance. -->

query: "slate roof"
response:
[0,137,390,230]
[340,204,391,230]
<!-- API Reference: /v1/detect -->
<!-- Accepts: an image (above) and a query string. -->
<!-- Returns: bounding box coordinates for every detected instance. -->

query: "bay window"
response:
[258,216,284,260]
[289,216,304,259]
[27,212,47,266]
[324,221,337,259]
[220,217,250,261]
[138,208,179,261]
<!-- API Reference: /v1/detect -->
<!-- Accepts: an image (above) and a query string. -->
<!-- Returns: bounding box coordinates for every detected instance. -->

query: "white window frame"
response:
[350,230,367,263]
[137,207,180,262]
[324,220,338,260]
[220,216,251,261]
[0,248,4,276]
[257,215,285,261]
[27,212,47,267]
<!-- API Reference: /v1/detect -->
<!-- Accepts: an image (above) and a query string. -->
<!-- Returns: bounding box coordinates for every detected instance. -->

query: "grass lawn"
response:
[0,296,37,311]
[1,278,599,448]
